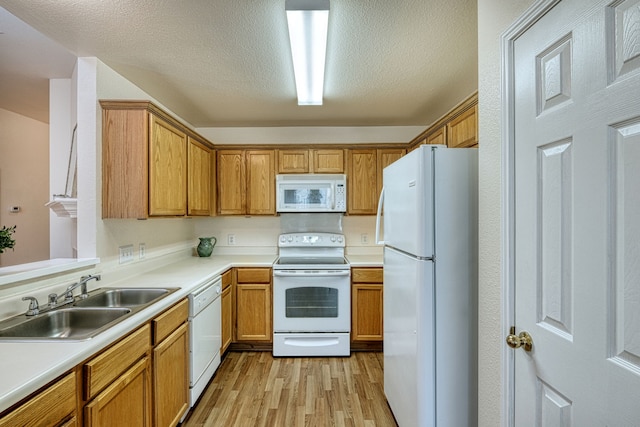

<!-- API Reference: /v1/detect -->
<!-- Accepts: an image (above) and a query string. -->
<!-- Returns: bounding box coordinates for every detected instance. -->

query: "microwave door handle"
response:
[375,187,384,245]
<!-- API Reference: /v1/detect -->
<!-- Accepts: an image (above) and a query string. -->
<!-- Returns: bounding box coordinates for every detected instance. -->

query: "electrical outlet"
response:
[139,243,146,259]
[119,245,134,264]
[227,234,236,245]
[361,233,369,244]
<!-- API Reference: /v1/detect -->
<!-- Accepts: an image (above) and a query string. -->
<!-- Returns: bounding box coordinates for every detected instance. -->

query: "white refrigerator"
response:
[377,145,478,427]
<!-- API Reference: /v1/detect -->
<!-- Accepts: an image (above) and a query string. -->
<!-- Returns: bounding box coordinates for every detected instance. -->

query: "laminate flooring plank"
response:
[182,351,397,427]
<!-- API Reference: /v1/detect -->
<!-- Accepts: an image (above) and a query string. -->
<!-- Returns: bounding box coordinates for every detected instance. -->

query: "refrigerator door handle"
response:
[375,187,384,245]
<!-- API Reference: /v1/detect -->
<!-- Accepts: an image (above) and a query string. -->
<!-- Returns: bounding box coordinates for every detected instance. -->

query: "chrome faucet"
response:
[60,274,101,301]
[21,296,40,316]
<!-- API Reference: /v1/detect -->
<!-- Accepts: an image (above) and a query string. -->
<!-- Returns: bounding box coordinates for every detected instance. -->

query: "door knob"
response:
[506,327,533,352]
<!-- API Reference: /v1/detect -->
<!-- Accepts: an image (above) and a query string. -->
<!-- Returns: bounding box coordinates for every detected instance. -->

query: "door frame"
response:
[500,1,562,425]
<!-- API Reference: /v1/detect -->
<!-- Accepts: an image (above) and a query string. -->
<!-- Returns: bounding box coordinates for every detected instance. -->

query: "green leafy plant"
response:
[0,225,16,254]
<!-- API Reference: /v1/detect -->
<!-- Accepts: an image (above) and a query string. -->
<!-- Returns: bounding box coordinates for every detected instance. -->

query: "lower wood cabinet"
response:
[0,371,77,427]
[84,357,152,427]
[152,299,189,427]
[235,268,272,342]
[221,269,233,354]
[351,268,384,349]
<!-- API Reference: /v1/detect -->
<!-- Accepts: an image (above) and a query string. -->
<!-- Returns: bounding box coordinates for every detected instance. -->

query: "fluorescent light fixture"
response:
[285,0,329,105]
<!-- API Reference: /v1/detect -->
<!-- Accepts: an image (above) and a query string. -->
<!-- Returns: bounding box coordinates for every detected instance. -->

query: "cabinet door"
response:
[376,149,405,196]
[347,149,378,215]
[426,125,446,145]
[351,284,384,342]
[236,283,272,341]
[351,268,384,343]
[149,114,187,216]
[0,372,76,427]
[277,149,309,173]
[246,150,276,215]
[153,323,189,427]
[311,149,345,173]
[187,137,213,216]
[217,150,246,215]
[84,357,152,427]
[221,285,233,354]
[447,105,478,148]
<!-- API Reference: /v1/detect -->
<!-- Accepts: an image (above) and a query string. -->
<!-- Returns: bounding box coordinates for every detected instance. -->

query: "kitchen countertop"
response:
[0,255,275,414]
[0,252,383,414]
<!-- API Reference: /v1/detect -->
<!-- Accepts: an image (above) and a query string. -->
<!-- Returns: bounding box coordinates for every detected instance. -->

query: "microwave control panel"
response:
[335,184,346,211]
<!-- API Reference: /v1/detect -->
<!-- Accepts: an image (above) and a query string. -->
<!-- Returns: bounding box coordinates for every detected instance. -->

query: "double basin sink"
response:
[0,287,178,342]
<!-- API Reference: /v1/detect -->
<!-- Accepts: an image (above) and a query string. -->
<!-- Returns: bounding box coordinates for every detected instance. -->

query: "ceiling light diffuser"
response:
[285,0,329,105]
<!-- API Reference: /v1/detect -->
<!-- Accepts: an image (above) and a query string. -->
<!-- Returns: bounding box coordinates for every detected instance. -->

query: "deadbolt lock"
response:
[506,327,533,352]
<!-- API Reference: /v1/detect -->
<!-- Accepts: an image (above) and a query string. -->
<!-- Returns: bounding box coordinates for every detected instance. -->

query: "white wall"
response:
[477,1,535,426]
[0,108,49,266]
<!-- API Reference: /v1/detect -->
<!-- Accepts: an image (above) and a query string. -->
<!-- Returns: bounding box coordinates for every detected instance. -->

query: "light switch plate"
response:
[119,245,134,264]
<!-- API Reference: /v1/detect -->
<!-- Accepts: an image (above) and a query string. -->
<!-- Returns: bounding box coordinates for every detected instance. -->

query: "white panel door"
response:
[512,0,640,425]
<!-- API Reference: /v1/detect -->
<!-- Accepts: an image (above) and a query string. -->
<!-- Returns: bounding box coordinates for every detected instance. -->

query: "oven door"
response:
[273,269,350,332]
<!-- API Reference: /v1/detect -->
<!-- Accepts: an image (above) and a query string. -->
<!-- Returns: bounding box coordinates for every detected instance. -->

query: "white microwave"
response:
[276,174,347,212]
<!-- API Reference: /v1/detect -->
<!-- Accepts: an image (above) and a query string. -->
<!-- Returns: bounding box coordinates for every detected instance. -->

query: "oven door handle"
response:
[273,270,351,277]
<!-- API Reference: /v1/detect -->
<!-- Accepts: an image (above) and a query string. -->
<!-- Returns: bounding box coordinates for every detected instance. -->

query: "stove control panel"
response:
[278,233,345,247]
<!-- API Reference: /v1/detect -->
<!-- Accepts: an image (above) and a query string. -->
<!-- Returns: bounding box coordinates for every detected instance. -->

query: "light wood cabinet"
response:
[217,150,245,215]
[376,148,405,196]
[151,299,189,427]
[217,150,276,215]
[0,371,77,427]
[84,357,152,427]
[188,137,214,216]
[426,125,447,146]
[235,268,272,342]
[246,150,276,215]
[277,149,309,173]
[311,149,345,173]
[348,149,404,215]
[277,148,345,174]
[447,104,478,148]
[221,269,233,355]
[148,114,187,216]
[83,324,152,426]
[100,101,214,219]
[351,268,383,344]
[347,149,378,215]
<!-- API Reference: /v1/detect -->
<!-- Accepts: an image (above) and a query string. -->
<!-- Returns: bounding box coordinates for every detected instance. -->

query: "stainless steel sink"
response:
[0,307,131,341]
[0,287,179,342]
[73,287,174,308]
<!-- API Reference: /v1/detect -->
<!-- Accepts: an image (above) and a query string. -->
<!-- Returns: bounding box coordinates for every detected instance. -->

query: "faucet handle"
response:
[22,296,40,316]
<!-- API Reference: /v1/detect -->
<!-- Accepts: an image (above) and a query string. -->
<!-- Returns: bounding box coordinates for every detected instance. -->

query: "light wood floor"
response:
[182,351,398,427]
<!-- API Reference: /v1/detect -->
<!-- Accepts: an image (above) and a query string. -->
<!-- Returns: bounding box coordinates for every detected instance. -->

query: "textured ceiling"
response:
[0,1,477,128]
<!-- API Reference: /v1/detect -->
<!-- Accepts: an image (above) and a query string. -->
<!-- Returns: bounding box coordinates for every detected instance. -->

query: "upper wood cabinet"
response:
[348,148,405,215]
[217,149,276,215]
[100,101,214,219]
[277,148,345,173]
[447,104,478,148]
[407,92,478,151]
[148,114,187,216]
[426,125,447,146]
[187,136,214,216]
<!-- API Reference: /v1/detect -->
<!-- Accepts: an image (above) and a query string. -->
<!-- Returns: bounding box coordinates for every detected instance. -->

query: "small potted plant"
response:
[0,225,16,253]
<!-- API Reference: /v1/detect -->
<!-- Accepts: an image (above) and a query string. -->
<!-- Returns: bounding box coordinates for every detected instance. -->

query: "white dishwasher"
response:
[188,276,222,407]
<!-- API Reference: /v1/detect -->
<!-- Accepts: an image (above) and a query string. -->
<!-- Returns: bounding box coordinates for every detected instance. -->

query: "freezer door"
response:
[382,146,434,258]
[383,246,434,427]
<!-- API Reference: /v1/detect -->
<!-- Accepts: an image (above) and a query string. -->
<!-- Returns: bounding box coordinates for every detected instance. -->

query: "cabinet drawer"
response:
[351,268,383,284]
[236,268,271,284]
[84,324,151,400]
[221,269,232,290]
[153,298,188,344]
[0,371,76,427]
